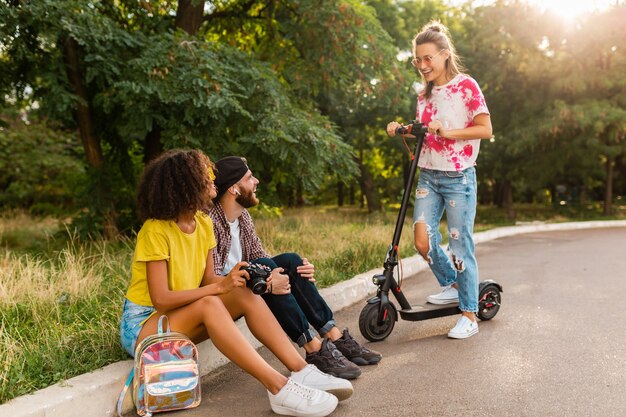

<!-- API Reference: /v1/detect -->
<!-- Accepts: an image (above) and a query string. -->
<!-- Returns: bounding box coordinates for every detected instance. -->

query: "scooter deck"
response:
[398,303,460,321]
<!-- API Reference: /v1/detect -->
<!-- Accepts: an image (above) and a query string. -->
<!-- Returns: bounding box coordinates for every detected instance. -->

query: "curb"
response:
[3,220,626,416]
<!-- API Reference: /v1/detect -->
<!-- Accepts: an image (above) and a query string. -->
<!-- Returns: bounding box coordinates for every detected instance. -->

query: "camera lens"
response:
[250,279,267,295]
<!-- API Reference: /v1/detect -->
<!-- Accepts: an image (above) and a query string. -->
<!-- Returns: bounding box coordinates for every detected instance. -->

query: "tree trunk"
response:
[63,37,103,169]
[502,181,515,220]
[140,1,205,163]
[349,184,355,205]
[494,180,504,208]
[64,36,119,238]
[143,125,164,163]
[495,179,515,220]
[604,154,613,216]
[296,182,304,207]
[356,157,381,212]
[337,182,344,207]
[286,185,295,207]
[176,0,205,35]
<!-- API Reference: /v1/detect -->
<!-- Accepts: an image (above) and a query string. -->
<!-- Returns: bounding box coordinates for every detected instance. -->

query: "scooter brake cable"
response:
[401,131,415,161]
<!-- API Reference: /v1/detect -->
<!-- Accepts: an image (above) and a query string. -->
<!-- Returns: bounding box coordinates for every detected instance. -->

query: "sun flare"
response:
[527,0,618,22]
[455,0,620,22]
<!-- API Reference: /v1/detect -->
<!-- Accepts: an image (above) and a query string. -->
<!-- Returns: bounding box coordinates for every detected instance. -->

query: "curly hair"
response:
[136,149,215,222]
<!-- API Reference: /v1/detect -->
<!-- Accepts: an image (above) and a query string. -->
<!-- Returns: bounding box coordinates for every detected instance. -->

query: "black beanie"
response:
[214,156,249,199]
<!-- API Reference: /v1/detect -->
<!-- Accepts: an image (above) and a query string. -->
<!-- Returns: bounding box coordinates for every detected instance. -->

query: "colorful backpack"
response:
[117,315,201,416]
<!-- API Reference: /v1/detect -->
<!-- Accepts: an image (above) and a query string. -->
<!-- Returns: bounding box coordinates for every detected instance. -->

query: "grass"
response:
[1,212,132,403]
[1,203,625,403]
[254,206,417,287]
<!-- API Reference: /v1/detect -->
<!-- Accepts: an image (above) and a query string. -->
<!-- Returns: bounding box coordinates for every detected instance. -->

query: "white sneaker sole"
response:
[448,327,479,339]
[299,384,353,401]
[324,386,353,401]
[271,396,338,417]
[426,296,459,305]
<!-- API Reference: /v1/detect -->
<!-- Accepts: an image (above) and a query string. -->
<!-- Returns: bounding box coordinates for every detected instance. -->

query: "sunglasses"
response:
[411,49,446,67]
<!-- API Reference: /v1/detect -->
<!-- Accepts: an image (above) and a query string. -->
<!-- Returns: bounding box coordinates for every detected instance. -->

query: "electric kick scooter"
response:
[358,120,503,342]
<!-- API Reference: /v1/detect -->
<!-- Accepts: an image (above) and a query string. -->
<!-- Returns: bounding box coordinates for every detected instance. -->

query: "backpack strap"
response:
[157,315,170,335]
[116,369,134,417]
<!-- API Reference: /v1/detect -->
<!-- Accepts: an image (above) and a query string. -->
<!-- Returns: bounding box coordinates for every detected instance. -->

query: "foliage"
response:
[206,0,418,209]
[0,115,85,215]
[453,1,626,214]
[1,0,626,225]
[0,0,359,232]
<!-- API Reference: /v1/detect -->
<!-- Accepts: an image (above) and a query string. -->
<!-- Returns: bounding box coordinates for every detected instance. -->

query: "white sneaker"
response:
[447,316,479,339]
[426,285,459,304]
[291,364,353,401]
[268,378,338,417]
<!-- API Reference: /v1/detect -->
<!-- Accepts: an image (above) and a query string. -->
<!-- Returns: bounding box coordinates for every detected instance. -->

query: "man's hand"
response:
[267,268,290,295]
[297,258,315,283]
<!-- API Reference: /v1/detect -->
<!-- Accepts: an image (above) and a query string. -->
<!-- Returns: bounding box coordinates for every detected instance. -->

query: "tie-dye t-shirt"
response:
[416,73,489,171]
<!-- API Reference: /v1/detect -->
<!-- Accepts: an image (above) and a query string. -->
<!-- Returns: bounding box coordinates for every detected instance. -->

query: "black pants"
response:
[254,253,335,347]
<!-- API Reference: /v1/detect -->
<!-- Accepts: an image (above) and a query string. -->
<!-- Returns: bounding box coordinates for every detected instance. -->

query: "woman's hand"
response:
[386,121,402,137]
[267,268,290,295]
[220,261,250,294]
[297,258,316,283]
[428,120,445,136]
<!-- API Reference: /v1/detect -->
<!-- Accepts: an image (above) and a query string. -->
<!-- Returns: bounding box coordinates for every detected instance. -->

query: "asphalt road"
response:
[157,227,626,417]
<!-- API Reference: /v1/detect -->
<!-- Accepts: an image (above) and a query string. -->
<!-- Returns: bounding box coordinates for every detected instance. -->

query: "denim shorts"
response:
[119,298,156,357]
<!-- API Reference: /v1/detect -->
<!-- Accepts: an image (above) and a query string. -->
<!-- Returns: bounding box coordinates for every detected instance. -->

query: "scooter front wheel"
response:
[477,283,501,321]
[359,301,397,342]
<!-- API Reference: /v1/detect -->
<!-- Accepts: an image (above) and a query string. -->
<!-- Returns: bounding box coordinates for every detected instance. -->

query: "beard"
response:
[235,188,259,208]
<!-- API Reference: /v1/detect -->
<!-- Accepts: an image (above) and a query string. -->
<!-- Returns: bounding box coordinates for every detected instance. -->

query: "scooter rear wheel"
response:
[359,301,397,342]
[476,284,501,321]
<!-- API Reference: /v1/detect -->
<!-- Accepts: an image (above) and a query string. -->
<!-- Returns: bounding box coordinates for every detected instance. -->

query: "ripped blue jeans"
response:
[413,167,478,312]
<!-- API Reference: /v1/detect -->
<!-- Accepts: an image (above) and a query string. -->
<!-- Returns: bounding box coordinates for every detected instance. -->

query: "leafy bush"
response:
[0,117,86,214]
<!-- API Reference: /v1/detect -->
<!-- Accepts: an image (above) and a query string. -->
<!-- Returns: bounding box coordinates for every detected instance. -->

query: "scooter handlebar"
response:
[395,120,428,136]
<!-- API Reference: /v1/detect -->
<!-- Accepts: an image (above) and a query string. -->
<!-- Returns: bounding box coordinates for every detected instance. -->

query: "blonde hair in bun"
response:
[424,22,445,33]
[413,20,465,98]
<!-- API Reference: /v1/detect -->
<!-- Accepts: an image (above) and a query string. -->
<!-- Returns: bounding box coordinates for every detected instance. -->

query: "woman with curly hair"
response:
[119,149,351,416]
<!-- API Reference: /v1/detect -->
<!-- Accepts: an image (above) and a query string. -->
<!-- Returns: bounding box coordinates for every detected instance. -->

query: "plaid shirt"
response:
[206,202,270,275]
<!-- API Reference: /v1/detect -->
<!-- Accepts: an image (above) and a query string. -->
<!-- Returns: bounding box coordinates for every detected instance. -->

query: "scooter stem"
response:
[379,122,427,314]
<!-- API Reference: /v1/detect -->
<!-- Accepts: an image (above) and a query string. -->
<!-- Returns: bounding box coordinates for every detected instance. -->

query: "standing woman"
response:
[387,21,492,339]
[119,149,352,416]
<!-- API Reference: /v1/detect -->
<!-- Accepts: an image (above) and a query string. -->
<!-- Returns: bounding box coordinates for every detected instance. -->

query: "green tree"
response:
[204,0,415,210]
[0,0,356,233]
[0,113,85,214]
[453,1,626,217]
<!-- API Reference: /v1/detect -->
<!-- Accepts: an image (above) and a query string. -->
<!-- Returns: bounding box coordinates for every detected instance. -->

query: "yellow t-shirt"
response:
[125,211,217,306]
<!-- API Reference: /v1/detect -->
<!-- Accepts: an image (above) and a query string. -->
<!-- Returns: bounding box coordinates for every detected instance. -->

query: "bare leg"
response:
[414,223,472,321]
[219,287,308,372]
[136,295,287,394]
[302,338,322,354]
[322,327,342,342]
[414,221,430,262]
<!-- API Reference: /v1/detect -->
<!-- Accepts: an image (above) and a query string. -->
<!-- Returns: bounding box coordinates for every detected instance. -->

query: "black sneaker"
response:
[305,338,362,380]
[333,329,382,365]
